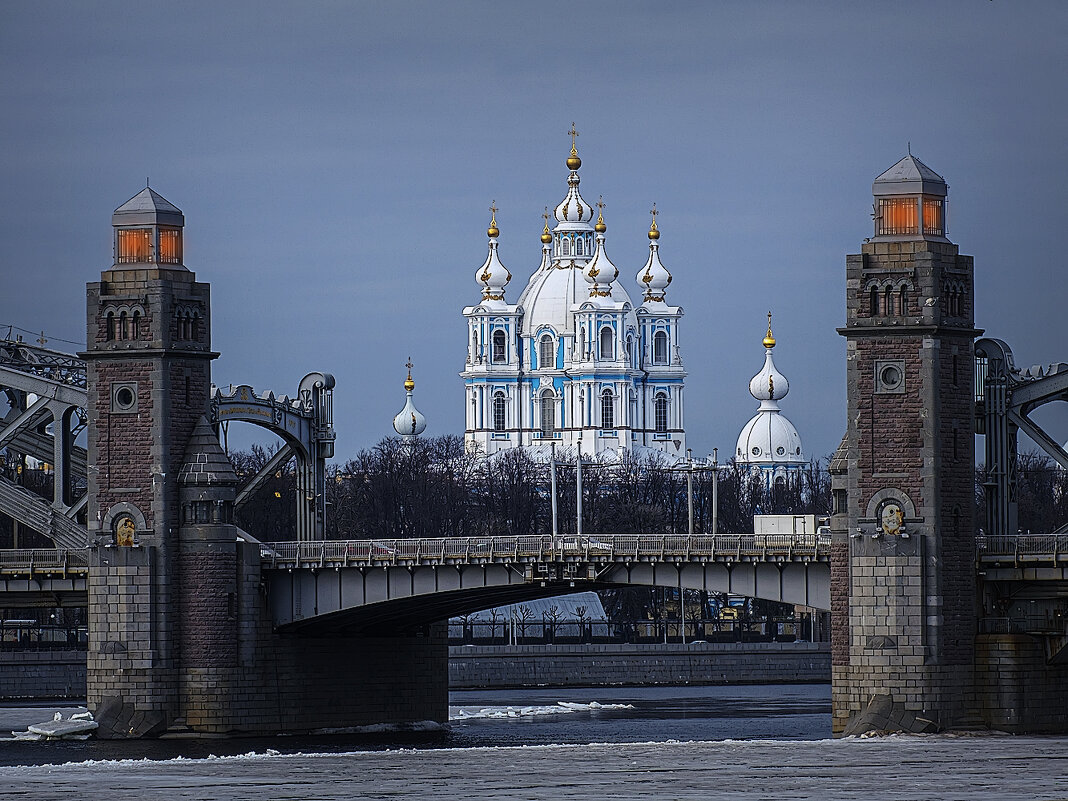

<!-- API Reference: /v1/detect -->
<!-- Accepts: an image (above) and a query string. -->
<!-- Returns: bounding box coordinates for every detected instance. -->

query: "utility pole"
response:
[576,441,583,539]
[550,441,558,540]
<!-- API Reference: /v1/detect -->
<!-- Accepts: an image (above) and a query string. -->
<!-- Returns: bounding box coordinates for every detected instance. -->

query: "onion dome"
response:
[474,202,511,302]
[393,360,427,442]
[749,313,788,402]
[736,315,804,465]
[178,416,239,487]
[553,126,595,226]
[583,209,618,300]
[636,205,672,302]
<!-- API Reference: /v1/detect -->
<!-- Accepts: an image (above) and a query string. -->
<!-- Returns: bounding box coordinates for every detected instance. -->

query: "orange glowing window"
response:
[877,198,918,236]
[117,229,151,263]
[159,228,183,264]
[922,198,943,236]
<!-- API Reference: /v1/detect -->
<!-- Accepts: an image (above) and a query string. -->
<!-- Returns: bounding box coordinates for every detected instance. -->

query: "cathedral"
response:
[461,131,686,458]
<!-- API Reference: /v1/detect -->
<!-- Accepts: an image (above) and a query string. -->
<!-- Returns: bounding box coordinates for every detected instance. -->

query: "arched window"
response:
[899,286,908,316]
[653,330,668,364]
[493,391,506,432]
[599,327,614,360]
[119,312,128,341]
[191,313,199,342]
[540,391,555,438]
[884,287,894,317]
[601,389,614,429]
[492,329,506,363]
[539,334,554,369]
[869,287,879,317]
[130,311,140,340]
[654,392,668,433]
[106,313,116,341]
[562,238,570,256]
[575,238,583,256]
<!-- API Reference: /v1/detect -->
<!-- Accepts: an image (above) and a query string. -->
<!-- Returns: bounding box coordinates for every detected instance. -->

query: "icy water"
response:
[0,685,1065,800]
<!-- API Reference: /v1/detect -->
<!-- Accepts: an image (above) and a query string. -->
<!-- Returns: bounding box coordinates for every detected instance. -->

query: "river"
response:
[0,685,1065,799]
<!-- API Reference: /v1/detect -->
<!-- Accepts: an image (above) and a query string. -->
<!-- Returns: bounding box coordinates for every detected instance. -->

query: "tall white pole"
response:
[712,447,719,536]
[576,441,583,539]
[550,441,558,540]
[687,447,694,536]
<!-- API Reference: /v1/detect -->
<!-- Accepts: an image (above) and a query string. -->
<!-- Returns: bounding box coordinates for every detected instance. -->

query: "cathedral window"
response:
[653,330,668,364]
[601,389,614,429]
[599,327,614,360]
[654,392,668,433]
[540,391,555,438]
[492,329,506,363]
[540,334,554,369]
[562,239,571,256]
[493,391,506,432]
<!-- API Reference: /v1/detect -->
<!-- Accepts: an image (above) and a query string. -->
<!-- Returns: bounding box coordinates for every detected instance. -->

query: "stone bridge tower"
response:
[83,188,215,736]
[832,154,980,734]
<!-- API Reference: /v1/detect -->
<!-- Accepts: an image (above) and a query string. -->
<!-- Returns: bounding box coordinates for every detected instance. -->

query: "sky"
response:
[2,1,1066,463]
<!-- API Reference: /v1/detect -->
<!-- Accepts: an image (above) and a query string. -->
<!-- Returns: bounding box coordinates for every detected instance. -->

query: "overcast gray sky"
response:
[2,1,1065,462]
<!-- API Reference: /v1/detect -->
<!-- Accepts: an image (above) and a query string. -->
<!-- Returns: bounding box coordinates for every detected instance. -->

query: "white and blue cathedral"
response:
[461,135,686,459]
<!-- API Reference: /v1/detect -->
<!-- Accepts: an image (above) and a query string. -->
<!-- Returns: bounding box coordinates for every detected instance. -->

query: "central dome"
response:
[517,264,636,337]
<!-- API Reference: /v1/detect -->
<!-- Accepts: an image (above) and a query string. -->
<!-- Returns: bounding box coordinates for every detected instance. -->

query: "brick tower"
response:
[84,188,215,737]
[832,154,980,734]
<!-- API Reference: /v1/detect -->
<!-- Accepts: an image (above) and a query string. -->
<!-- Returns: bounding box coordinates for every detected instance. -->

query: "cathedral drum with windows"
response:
[461,131,686,459]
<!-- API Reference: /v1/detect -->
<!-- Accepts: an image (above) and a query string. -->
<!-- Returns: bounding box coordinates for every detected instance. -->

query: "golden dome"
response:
[487,201,499,238]
[648,203,660,240]
[404,358,415,391]
[595,197,606,233]
[763,312,776,349]
[540,207,552,243]
[566,122,581,170]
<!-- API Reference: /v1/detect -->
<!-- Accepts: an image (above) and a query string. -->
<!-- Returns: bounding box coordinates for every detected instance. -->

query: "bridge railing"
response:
[262,533,831,568]
[977,534,1068,562]
[0,548,89,575]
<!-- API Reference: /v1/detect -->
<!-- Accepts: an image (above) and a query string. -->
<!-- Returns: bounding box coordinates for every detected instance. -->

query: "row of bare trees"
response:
[231,435,833,542]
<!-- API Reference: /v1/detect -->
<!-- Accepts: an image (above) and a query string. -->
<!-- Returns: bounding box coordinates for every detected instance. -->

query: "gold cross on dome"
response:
[650,202,658,220]
[542,207,549,225]
[406,357,413,373]
[489,201,498,218]
[568,122,579,153]
[596,197,605,214]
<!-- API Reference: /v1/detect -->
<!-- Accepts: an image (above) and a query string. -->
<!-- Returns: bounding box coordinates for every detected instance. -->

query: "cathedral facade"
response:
[462,134,686,458]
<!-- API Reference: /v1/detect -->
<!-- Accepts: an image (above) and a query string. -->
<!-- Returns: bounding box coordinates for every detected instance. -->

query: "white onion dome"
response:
[474,204,511,302]
[749,315,789,403]
[583,209,618,300]
[636,206,672,302]
[553,136,595,229]
[736,315,804,464]
[393,361,427,441]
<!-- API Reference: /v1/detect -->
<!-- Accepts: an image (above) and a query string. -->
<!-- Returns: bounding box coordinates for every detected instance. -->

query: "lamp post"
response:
[711,447,719,536]
[576,441,583,539]
[550,441,558,540]
[686,448,694,536]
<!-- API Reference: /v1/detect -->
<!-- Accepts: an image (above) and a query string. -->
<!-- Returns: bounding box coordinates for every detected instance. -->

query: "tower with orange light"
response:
[832,154,980,734]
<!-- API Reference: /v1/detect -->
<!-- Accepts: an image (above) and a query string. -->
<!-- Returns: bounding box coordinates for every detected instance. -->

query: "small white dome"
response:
[392,366,426,441]
[583,232,618,301]
[636,241,672,303]
[749,350,789,402]
[474,236,511,302]
[553,172,595,226]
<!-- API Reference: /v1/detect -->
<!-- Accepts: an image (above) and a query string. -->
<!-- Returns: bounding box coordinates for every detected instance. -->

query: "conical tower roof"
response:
[113,186,185,226]
[178,416,239,486]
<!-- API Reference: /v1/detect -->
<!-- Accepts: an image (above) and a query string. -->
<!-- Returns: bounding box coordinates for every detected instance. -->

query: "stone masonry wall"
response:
[449,642,830,688]
[975,634,1068,733]
[0,650,86,699]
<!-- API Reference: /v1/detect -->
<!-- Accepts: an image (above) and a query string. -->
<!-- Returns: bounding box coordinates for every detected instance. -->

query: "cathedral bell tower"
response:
[83,187,216,736]
[832,154,981,734]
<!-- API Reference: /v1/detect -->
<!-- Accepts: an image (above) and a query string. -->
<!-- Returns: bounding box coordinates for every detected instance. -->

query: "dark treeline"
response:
[232,435,833,542]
